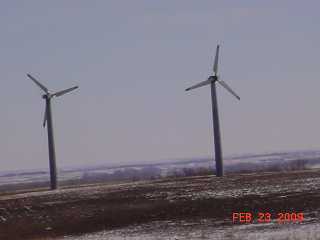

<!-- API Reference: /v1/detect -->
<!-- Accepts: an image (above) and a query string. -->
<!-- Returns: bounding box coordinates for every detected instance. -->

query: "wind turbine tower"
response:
[27,74,78,189]
[185,45,240,177]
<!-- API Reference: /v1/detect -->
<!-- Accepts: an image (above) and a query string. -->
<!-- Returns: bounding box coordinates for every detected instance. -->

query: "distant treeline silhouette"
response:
[80,159,309,183]
[0,158,313,193]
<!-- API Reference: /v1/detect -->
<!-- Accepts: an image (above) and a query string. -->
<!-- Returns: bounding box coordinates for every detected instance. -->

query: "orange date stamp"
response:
[232,212,304,224]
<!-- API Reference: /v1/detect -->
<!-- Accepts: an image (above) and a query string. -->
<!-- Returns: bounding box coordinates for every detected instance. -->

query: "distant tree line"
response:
[0,158,311,193]
[81,159,309,183]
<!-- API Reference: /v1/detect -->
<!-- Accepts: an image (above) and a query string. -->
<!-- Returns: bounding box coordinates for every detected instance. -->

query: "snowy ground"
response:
[1,170,320,240]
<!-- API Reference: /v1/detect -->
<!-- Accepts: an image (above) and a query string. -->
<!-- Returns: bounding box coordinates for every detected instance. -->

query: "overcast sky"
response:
[1,1,320,171]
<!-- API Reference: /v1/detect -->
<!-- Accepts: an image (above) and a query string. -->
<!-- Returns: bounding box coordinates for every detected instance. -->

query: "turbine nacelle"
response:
[42,93,52,99]
[208,75,218,81]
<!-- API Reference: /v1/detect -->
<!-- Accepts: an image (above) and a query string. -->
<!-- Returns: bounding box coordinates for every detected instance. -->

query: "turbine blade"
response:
[213,45,220,75]
[53,86,78,97]
[27,74,49,93]
[217,80,240,100]
[185,79,212,91]
[43,104,48,128]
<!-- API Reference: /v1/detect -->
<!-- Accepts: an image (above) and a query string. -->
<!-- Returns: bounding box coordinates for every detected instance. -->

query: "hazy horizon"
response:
[1,1,320,171]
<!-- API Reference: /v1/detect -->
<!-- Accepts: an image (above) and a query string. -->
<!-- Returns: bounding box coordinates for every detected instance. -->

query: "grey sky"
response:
[1,1,320,171]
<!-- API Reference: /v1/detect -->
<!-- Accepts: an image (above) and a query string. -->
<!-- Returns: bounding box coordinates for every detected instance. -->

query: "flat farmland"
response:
[1,170,320,239]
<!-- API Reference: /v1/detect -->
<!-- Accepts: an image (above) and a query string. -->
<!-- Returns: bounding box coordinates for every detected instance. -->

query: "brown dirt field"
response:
[0,170,320,240]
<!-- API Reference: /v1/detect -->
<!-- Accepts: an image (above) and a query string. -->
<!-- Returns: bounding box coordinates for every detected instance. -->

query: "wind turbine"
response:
[185,45,240,177]
[27,74,78,190]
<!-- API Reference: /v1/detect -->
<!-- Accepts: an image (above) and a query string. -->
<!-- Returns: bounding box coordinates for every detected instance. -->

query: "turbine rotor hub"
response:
[42,93,52,99]
[209,75,218,81]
